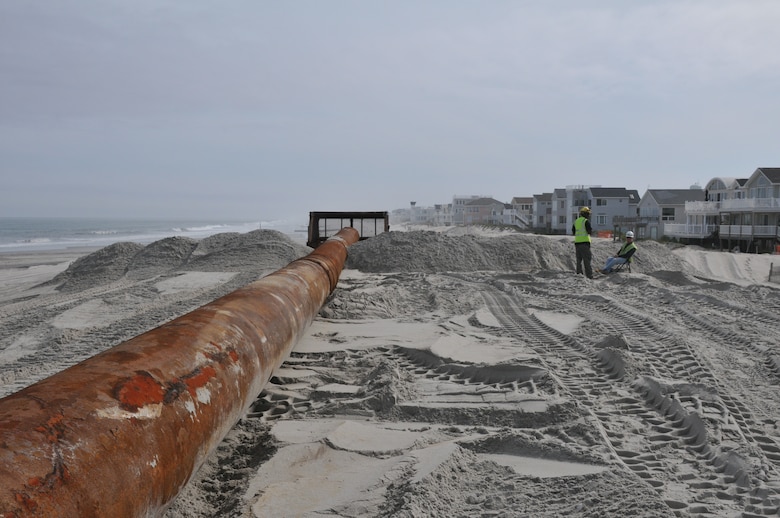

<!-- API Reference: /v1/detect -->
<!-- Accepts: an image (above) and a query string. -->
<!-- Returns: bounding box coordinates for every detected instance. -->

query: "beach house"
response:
[666,168,780,252]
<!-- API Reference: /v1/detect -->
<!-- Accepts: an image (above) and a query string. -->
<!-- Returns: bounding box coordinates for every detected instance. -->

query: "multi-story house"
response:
[432,203,453,226]
[671,168,780,252]
[463,197,508,225]
[550,187,593,234]
[549,186,639,235]
[510,196,533,229]
[721,168,780,252]
[451,195,492,225]
[589,187,640,234]
[408,201,438,225]
[532,193,553,233]
[668,178,747,245]
[635,188,706,240]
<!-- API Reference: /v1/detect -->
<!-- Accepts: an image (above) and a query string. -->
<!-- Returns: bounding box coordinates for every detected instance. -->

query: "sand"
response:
[2,227,780,517]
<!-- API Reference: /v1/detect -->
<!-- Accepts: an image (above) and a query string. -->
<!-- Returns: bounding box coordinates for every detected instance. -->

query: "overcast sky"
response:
[2,1,780,221]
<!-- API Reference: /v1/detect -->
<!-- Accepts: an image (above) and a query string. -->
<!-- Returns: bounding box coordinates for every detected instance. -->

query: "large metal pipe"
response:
[0,227,360,517]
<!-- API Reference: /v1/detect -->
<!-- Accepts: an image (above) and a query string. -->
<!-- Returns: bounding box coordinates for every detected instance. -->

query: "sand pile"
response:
[346,229,687,274]
[49,229,311,292]
[2,228,780,517]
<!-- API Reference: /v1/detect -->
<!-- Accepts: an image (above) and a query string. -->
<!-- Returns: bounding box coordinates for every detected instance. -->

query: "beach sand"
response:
[2,228,780,517]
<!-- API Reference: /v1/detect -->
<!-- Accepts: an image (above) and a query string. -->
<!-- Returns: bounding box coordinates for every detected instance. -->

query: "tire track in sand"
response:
[479,284,780,517]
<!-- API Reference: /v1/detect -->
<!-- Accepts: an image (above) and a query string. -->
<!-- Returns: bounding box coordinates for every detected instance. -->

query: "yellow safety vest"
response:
[574,217,591,243]
[618,242,637,260]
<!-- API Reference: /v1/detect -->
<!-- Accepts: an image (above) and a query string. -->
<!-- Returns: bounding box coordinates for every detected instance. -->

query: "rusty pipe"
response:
[0,227,360,518]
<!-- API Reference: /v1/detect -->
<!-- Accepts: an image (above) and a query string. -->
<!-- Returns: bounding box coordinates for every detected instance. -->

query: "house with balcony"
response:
[510,196,533,229]
[663,168,780,252]
[717,168,780,252]
[636,188,705,240]
[671,177,747,245]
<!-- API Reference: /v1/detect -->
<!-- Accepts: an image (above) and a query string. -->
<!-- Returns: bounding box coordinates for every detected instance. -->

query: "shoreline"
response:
[0,248,99,305]
[0,246,100,267]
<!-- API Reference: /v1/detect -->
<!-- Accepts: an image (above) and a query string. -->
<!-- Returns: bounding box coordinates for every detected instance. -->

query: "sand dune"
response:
[1,228,780,517]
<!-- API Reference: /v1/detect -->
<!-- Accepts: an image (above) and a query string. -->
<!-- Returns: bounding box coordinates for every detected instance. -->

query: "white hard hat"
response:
[626,231,634,238]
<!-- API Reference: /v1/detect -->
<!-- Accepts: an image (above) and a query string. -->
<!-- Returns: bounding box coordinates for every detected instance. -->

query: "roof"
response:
[646,189,706,205]
[466,197,505,206]
[590,187,632,198]
[534,193,553,201]
[706,177,745,190]
[626,190,640,202]
[756,168,780,183]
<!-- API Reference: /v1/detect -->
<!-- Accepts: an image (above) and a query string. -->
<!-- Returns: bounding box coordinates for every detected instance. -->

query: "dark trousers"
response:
[575,242,593,278]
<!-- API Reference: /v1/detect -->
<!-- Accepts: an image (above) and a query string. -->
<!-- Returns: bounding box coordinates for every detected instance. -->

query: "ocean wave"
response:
[0,218,305,253]
[176,224,231,233]
[1,237,53,247]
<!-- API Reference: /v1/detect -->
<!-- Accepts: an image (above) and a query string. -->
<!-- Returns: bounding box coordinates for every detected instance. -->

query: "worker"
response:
[572,206,593,279]
[601,231,637,273]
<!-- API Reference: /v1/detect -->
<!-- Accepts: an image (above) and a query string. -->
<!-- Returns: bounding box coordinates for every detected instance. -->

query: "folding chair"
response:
[611,252,637,273]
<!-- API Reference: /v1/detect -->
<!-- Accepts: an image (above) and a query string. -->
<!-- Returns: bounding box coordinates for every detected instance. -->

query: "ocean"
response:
[0,217,308,253]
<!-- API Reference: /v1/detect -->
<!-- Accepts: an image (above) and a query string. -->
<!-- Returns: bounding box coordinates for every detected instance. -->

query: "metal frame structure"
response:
[307,211,389,248]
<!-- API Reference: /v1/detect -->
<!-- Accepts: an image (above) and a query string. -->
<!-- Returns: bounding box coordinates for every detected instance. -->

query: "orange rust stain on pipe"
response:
[0,227,359,518]
[115,372,166,411]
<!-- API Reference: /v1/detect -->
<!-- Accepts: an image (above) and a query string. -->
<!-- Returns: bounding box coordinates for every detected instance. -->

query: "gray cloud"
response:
[2,1,780,219]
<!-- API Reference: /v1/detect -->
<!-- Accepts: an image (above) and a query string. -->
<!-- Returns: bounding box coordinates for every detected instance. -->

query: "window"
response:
[596,215,606,225]
[661,207,675,221]
[559,201,565,209]
[558,215,566,224]
[596,199,607,206]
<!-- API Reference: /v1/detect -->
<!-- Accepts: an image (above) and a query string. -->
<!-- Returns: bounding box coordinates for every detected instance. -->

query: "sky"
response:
[2,1,780,221]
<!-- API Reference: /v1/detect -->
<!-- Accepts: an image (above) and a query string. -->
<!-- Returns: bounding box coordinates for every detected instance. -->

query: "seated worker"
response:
[600,231,637,274]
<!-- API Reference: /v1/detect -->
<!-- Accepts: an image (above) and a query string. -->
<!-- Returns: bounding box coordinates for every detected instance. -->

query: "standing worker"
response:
[572,206,593,279]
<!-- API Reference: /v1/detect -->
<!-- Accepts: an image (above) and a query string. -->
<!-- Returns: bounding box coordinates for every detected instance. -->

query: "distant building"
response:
[462,197,507,225]
[669,167,780,252]
[510,196,533,229]
[432,203,453,226]
[396,166,779,252]
[452,195,492,225]
[408,201,438,225]
[532,193,553,232]
[637,189,706,240]
[548,186,638,235]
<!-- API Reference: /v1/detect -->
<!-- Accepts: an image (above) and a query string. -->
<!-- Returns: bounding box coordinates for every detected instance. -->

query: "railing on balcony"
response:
[719,225,780,237]
[720,198,780,211]
[613,215,658,225]
[663,224,718,238]
[684,201,721,214]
